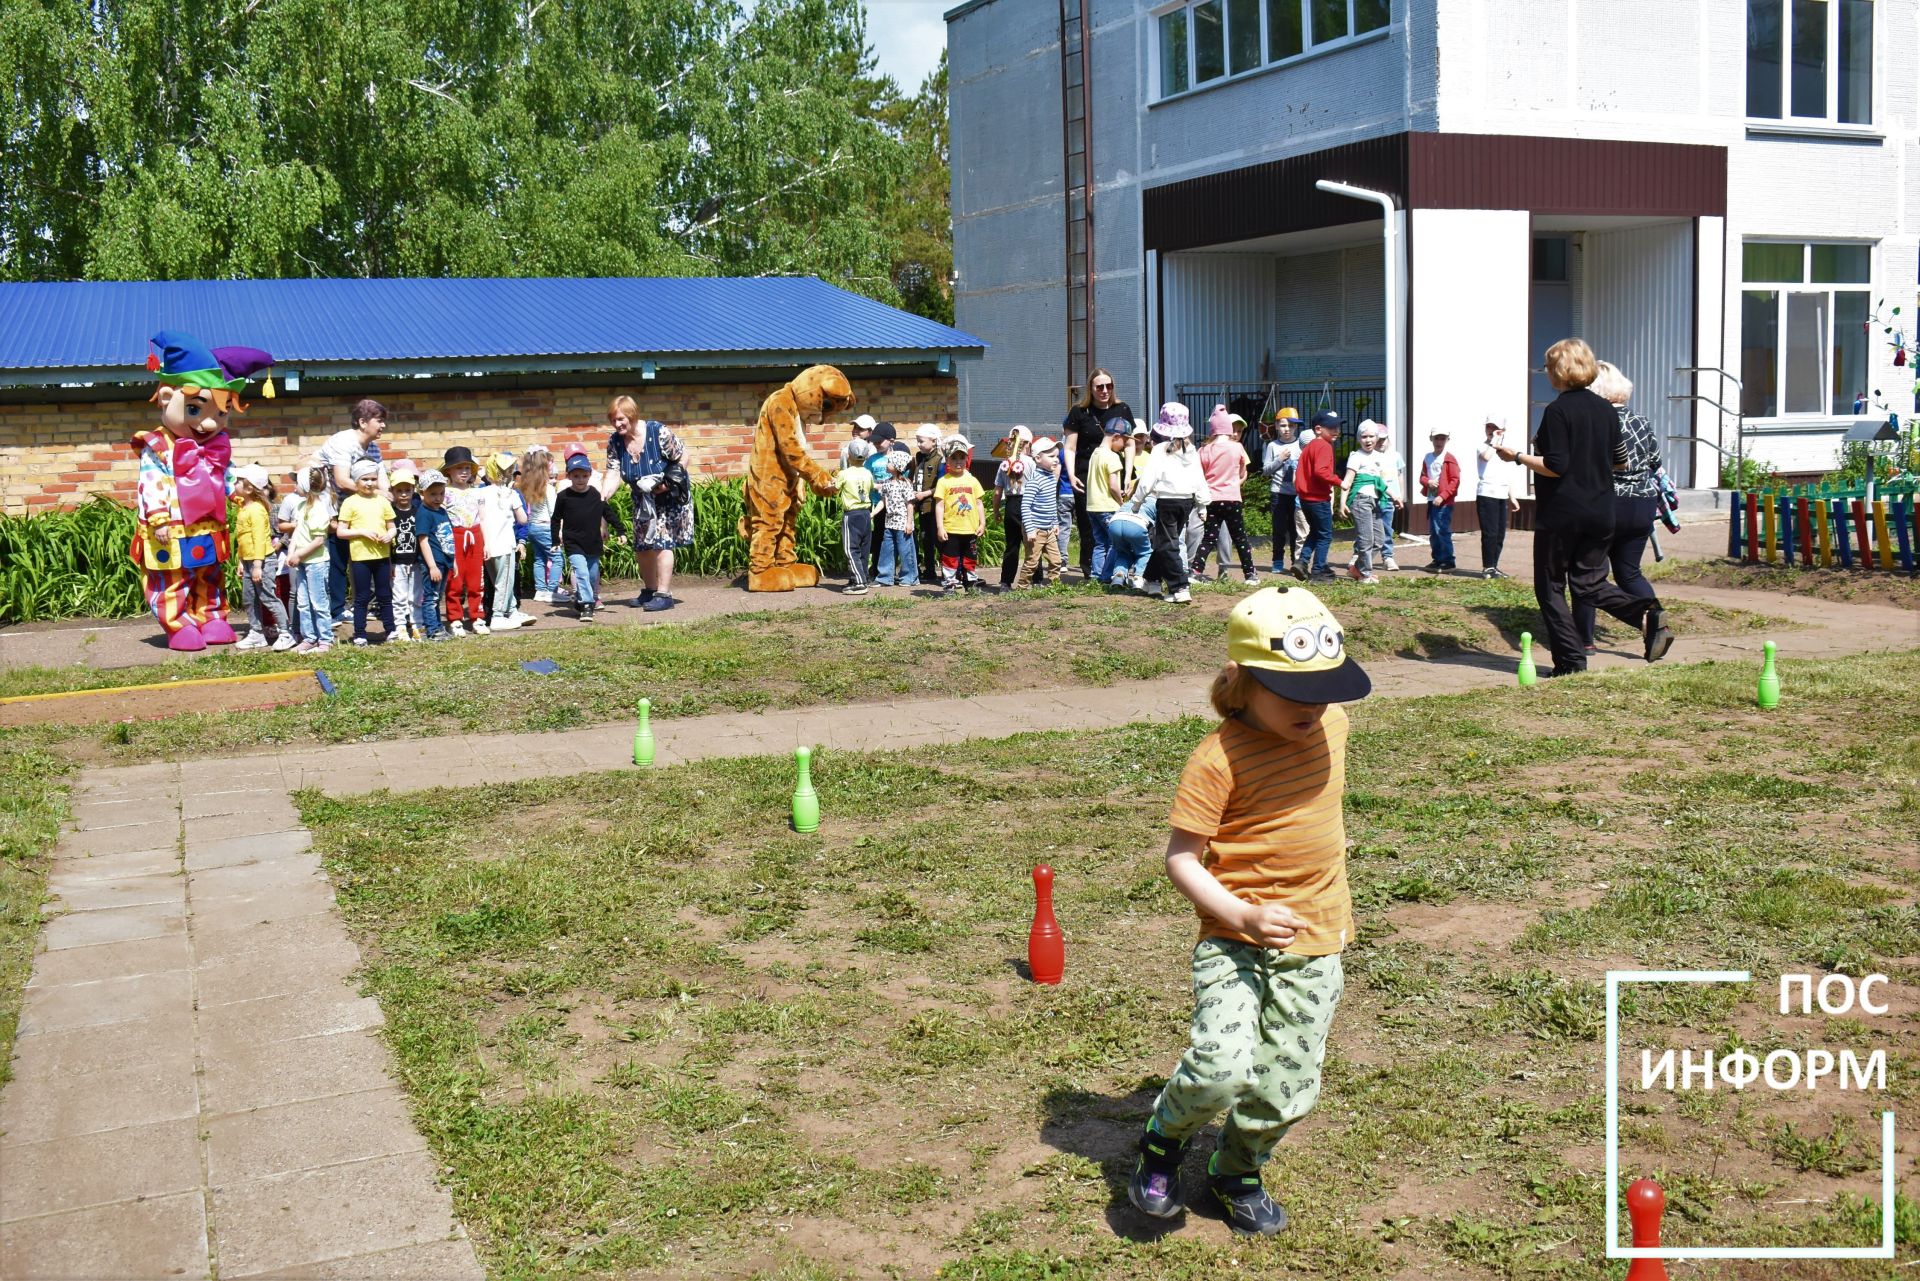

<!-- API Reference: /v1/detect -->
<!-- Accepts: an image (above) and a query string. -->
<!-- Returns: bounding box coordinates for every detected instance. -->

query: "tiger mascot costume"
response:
[741,364,856,591]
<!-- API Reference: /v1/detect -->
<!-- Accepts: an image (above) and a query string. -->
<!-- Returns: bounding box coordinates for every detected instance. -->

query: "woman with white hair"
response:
[1573,360,1664,650]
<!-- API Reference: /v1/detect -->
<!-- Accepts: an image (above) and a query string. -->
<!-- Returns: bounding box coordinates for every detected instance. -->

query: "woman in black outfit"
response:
[1496,339,1674,676]
[1061,367,1133,579]
[1574,361,1662,650]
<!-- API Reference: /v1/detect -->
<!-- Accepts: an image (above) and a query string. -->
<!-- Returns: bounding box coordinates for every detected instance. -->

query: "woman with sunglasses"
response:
[1061,368,1133,580]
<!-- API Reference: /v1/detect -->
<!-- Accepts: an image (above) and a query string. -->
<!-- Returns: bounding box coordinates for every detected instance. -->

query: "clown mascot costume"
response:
[133,331,275,651]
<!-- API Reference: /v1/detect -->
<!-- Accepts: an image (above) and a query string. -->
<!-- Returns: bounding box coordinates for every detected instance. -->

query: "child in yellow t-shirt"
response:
[931,436,985,595]
[335,459,396,646]
[231,464,292,651]
[1129,586,1372,1236]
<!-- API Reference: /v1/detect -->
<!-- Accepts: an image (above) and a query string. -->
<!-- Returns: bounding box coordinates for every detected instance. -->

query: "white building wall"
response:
[1435,0,1919,477]
[1161,254,1273,390]
[1408,208,1531,500]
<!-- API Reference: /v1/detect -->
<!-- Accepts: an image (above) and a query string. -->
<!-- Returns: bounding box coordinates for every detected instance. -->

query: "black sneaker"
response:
[636,588,655,607]
[1289,560,1310,582]
[1211,1167,1288,1236]
[1643,607,1674,662]
[1127,1129,1186,1219]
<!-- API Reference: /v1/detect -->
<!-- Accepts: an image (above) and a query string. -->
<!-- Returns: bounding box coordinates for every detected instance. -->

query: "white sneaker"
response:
[234,633,268,650]
[448,621,468,638]
[1170,588,1193,604]
[533,590,552,603]
[509,610,535,626]
[393,628,413,643]
[270,634,296,652]
[471,621,491,635]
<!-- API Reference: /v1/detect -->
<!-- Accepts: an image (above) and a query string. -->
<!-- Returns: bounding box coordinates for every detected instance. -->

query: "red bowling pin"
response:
[1624,1178,1669,1281]
[1028,865,1063,984]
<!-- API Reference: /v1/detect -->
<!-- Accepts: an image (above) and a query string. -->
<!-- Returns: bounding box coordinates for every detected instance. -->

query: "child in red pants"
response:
[441,446,487,635]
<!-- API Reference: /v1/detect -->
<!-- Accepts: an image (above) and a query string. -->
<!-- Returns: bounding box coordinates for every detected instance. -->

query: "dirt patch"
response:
[1378,901,1538,952]
[0,669,321,727]
[1653,557,1920,610]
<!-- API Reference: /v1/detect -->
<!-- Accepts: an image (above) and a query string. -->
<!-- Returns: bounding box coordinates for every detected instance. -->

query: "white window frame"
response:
[1745,0,1876,135]
[1149,0,1393,105]
[1739,239,1874,423]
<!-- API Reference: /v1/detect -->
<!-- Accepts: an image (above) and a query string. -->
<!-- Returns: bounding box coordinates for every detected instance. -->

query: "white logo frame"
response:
[1605,969,1895,1261]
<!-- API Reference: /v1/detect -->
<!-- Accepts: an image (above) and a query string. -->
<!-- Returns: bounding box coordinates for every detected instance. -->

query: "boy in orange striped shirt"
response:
[1129,585,1371,1235]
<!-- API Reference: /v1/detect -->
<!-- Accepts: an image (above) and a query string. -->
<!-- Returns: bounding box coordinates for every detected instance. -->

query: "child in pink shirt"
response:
[1195,408,1260,583]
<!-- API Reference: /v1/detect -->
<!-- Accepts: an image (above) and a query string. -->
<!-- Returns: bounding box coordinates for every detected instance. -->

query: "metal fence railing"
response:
[1173,381,1386,454]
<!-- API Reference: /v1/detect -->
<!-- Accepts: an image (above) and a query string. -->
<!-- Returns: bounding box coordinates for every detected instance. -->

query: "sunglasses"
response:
[1091,382,1113,391]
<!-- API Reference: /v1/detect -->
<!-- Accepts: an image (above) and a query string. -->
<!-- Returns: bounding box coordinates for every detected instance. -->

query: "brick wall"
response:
[0,376,957,514]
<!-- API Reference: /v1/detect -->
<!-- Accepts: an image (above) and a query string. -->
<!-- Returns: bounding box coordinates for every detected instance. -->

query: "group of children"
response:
[231,424,617,651]
[831,421,989,594]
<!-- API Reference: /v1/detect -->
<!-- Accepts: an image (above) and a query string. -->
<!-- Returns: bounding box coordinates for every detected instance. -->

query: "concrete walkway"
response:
[2,583,1911,1279]
[1,776,483,1281]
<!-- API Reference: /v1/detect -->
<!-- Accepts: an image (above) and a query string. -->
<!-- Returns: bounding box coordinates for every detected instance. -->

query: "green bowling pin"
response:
[1757,641,1780,710]
[1517,631,1538,687]
[791,746,820,833]
[632,698,654,767]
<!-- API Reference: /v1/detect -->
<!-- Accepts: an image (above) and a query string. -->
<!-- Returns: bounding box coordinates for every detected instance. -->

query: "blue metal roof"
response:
[0,277,985,380]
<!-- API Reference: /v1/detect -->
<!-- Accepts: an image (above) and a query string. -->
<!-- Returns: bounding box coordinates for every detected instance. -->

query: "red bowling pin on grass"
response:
[1624,1178,1669,1281]
[1028,865,1063,985]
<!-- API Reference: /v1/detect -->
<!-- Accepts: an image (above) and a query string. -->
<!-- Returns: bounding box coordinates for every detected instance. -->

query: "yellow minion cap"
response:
[1228,585,1347,673]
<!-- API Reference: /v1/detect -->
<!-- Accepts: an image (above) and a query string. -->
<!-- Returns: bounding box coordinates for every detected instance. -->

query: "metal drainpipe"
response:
[1315,180,1403,481]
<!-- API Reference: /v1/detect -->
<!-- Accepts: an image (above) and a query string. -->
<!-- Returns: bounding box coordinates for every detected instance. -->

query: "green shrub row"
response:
[0,480,1008,624]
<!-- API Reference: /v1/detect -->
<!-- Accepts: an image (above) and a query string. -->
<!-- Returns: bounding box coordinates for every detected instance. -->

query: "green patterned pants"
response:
[1147,938,1344,1175]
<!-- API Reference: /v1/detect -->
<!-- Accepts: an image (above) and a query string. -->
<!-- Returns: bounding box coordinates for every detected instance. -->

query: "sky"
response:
[863,0,949,92]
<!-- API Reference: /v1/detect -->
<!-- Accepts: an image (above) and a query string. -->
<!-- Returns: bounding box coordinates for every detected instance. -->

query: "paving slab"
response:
[199,1030,399,1116]
[194,939,361,1009]
[43,871,184,915]
[6,1012,196,1081]
[15,969,193,1037]
[45,844,181,883]
[187,857,330,899]
[183,786,300,822]
[190,879,338,925]
[0,1191,209,1281]
[59,821,181,859]
[24,933,191,989]
[198,988,385,1052]
[183,828,312,871]
[205,1087,428,1185]
[232,1237,485,1281]
[0,1057,198,1143]
[208,1151,468,1279]
[0,1117,202,1221]
[184,807,307,844]
[39,898,186,951]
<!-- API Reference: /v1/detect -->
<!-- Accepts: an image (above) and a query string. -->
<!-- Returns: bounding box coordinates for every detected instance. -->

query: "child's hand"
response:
[429,567,442,584]
[249,567,262,584]
[1235,901,1306,949]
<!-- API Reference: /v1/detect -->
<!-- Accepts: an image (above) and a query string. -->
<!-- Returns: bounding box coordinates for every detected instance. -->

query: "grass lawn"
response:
[1650,557,1920,611]
[300,650,1920,1279]
[0,577,1776,765]
[0,744,71,1084]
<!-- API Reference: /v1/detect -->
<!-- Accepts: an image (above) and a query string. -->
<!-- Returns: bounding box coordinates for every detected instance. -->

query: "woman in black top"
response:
[1496,339,1673,676]
[1574,361,1663,649]
[1061,367,1133,579]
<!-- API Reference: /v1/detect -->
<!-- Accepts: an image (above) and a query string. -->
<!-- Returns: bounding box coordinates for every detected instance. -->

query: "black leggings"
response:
[1535,519,1659,672]
[1147,497,1194,591]
[1000,504,1025,587]
[1269,492,1298,565]
[1196,500,1256,578]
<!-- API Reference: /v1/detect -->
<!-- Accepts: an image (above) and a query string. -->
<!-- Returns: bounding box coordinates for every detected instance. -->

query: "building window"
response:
[1740,241,1871,419]
[1747,0,1872,126]
[1156,0,1389,99]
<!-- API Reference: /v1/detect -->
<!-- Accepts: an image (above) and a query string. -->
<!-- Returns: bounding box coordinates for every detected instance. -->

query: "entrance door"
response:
[1529,236,1572,436]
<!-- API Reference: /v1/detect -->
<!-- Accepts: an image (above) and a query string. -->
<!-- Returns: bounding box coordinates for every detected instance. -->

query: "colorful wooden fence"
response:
[1729,481,1917,573]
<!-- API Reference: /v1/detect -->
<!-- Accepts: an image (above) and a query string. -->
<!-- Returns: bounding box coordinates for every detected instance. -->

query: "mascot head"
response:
[147,331,275,442]
[789,364,856,423]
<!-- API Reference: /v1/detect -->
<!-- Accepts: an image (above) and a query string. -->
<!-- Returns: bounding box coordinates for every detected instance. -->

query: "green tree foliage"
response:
[884,51,953,325]
[0,0,948,313]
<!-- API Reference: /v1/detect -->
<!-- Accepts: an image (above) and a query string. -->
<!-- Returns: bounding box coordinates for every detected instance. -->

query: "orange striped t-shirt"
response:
[1167,705,1352,955]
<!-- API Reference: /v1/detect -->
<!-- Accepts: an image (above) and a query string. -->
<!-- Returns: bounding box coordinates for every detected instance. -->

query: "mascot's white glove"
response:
[633,473,663,493]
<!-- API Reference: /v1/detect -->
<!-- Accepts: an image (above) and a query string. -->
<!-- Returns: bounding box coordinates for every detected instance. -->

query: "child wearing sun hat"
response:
[1129,584,1370,1236]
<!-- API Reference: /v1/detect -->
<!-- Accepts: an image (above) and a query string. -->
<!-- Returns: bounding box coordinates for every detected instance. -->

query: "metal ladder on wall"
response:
[1060,0,1094,406]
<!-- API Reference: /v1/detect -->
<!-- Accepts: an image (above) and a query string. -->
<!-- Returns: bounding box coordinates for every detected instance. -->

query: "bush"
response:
[1,480,1007,624]
[1719,455,1782,490]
